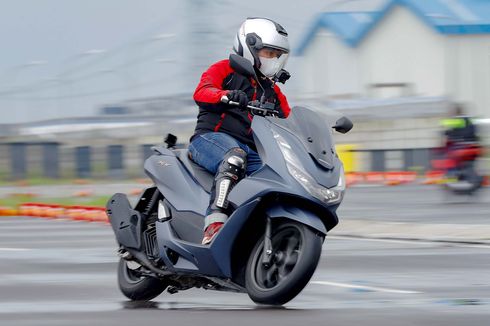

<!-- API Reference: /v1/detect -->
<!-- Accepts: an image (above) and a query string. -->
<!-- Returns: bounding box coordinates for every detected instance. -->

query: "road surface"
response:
[1,216,489,326]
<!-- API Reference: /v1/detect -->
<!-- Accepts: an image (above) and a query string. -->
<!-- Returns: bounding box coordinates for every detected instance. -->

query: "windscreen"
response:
[268,106,335,170]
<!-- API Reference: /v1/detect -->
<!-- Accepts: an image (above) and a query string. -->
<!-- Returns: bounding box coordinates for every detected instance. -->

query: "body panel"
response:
[106,193,143,250]
[156,199,262,278]
[145,154,208,214]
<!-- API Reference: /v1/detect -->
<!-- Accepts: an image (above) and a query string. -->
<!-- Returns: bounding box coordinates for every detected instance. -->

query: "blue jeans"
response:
[189,132,262,176]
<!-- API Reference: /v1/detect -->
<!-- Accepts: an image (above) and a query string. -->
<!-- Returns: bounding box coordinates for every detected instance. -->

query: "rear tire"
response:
[245,221,323,305]
[117,258,167,301]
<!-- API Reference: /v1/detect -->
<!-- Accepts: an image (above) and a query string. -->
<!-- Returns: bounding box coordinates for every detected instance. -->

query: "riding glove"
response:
[227,90,248,110]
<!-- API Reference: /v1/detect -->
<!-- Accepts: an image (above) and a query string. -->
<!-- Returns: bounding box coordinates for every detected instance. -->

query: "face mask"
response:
[258,54,288,78]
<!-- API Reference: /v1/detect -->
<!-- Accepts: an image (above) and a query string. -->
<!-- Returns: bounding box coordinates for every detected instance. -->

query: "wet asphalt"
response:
[337,184,490,225]
[1,215,489,326]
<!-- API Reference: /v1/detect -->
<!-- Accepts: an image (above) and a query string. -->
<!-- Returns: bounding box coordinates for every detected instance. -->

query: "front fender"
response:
[266,205,327,235]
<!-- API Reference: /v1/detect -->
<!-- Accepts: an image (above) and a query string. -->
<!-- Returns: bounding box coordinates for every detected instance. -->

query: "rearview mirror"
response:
[333,116,353,134]
[229,54,256,78]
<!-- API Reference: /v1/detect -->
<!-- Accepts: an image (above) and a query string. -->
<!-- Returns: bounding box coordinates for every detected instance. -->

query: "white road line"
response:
[311,281,422,294]
[327,235,490,249]
[328,236,432,245]
[463,244,490,249]
[0,248,30,251]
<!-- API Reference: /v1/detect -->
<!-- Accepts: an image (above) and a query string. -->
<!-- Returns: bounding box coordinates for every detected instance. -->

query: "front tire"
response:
[117,258,167,301]
[245,221,323,305]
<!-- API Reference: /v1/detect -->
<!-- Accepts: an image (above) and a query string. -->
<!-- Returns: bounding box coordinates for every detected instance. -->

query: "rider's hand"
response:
[227,90,248,110]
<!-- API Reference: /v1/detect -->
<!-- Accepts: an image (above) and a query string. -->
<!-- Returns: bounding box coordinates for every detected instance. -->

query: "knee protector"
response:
[211,148,247,210]
[219,147,247,180]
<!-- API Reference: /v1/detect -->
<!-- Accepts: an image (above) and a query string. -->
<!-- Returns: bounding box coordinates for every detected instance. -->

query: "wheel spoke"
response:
[264,265,279,287]
[285,236,300,253]
[277,265,289,281]
[284,250,299,268]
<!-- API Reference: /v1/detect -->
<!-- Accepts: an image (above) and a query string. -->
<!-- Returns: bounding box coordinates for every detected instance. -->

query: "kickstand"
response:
[262,217,273,268]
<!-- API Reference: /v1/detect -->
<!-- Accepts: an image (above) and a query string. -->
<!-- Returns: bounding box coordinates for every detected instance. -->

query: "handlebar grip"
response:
[221,95,240,107]
[220,95,229,103]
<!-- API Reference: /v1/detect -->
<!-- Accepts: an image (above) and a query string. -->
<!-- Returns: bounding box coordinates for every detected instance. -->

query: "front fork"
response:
[262,217,273,268]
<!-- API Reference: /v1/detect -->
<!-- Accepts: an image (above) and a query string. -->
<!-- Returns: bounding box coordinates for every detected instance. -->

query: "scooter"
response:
[106,54,353,305]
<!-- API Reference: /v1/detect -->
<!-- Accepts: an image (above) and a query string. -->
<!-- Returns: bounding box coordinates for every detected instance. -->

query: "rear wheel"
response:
[117,258,167,301]
[245,221,323,305]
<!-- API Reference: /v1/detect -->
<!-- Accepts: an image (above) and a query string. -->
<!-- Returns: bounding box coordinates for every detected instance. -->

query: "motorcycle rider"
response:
[440,103,480,180]
[188,17,292,244]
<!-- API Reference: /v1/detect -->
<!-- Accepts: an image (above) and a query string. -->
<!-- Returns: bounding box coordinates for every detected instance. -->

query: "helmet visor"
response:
[258,46,288,59]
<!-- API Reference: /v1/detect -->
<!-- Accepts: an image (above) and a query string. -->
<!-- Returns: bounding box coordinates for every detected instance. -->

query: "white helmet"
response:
[233,17,290,78]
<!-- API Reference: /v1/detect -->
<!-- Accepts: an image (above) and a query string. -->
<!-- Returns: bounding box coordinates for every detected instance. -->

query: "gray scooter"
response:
[106,54,353,305]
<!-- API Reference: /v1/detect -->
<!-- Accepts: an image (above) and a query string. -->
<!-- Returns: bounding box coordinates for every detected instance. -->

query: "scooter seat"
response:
[174,149,214,193]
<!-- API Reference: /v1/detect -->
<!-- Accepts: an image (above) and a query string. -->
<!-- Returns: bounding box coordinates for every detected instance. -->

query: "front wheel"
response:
[117,258,168,301]
[444,164,483,195]
[245,221,323,305]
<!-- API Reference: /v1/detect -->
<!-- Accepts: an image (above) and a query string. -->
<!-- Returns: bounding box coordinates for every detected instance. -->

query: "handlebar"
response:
[220,95,279,117]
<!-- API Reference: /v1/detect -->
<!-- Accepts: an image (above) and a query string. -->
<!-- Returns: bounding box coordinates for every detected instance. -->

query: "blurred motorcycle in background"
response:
[432,142,484,195]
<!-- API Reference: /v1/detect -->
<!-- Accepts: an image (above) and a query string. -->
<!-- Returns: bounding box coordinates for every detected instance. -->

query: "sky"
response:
[1,0,365,123]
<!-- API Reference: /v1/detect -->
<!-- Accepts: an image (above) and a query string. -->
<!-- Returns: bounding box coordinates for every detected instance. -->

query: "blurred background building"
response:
[298,0,490,118]
[0,0,489,180]
[297,0,490,171]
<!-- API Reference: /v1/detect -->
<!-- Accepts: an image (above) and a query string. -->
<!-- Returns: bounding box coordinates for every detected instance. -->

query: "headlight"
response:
[272,130,345,204]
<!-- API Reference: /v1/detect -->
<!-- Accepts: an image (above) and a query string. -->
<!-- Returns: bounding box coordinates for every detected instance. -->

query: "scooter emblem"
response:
[157,160,171,167]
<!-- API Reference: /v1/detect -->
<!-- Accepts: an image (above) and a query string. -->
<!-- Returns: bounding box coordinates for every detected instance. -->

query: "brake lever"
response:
[250,108,279,117]
[220,95,279,117]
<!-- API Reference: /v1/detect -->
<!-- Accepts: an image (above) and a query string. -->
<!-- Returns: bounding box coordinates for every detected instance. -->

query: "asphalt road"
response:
[338,184,490,225]
[1,216,489,326]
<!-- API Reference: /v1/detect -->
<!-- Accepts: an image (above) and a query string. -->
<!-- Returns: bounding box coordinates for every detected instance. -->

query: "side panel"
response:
[209,199,262,277]
[144,154,208,215]
[155,199,261,278]
[228,165,296,207]
[106,193,143,249]
[156,220,219,275]
[169,208,204,244]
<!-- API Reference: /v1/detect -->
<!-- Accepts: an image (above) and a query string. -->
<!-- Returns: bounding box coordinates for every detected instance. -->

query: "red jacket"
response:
[191,59,290,150]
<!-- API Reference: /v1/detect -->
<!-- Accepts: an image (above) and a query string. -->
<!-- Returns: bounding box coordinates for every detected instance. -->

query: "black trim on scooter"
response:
[107,193,144,250]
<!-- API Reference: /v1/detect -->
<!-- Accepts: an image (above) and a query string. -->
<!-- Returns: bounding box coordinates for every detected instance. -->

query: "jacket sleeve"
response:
[273,84,291,118]
[193,60,233,111]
